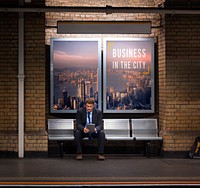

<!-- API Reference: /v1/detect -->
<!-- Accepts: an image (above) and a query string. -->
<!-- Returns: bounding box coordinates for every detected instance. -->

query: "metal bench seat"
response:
[131,119,162,157]
[48,119,74,158]
[103,119,132,141]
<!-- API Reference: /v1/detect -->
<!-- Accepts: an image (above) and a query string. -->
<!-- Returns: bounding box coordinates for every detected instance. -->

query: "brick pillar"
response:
[159,14,200,157]
[24,12,48,156]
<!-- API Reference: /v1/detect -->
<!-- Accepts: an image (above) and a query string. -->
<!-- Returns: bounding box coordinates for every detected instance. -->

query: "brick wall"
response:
[24,12,47,154]
[0,0,47,157]
[45,0,200,157]
[159,14,200,156]
[45,0,163,155]
[1,0,200,157]
[0,12,18,154]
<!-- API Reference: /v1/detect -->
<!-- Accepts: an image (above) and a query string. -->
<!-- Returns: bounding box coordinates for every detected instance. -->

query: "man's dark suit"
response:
[74,107,105,154]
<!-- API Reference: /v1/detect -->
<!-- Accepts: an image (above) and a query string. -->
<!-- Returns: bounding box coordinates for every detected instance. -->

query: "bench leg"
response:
[59,142,64,158]
[144,141,151,158]
[143,141,146,156]
[159,140,163,156]
[146,141,150,158]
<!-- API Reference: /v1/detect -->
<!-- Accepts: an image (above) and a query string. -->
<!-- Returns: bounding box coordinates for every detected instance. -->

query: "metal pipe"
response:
[0,6,200,14]
[18,0,25,158]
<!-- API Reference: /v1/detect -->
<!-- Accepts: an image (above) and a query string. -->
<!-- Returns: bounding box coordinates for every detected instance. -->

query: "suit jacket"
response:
[76,107,103,133]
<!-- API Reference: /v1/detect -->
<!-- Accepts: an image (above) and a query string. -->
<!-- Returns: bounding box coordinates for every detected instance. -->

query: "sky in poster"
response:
[106,41,152,71]
[53,41,98,69]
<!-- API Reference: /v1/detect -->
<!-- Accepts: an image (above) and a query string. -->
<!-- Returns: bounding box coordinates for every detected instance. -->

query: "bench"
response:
[48,119,74,158]
[131,119,163,157]
[48,118,132,157]
[48,118,162,158]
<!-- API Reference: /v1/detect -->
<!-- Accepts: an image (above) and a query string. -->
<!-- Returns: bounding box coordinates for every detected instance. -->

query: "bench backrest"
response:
[104,119,130,138]
[48,119,74,140]
[131,119,158,138]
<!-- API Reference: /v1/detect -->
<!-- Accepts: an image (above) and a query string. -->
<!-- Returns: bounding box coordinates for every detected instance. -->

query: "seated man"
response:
[74,98,105,160]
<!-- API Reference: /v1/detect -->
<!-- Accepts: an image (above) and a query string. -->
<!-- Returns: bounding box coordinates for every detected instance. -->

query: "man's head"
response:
[85,98,94,113]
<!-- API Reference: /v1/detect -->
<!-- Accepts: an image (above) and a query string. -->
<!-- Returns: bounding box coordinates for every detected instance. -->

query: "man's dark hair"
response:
[85,98,94,105]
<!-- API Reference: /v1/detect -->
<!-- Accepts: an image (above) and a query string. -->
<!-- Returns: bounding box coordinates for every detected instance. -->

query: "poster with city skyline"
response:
[50,38,101,113]
[103,38,155,113]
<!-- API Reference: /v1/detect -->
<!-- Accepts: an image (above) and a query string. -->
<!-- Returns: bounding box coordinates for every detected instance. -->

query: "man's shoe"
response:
[98,154,105,160]
[76,154,83,160]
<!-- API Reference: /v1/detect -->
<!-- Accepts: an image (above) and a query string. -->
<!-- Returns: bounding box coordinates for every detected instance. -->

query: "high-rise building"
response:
[78,78,85,102]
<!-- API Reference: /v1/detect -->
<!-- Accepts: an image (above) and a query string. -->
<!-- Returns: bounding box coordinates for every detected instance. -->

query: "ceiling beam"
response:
[0,6,200,14]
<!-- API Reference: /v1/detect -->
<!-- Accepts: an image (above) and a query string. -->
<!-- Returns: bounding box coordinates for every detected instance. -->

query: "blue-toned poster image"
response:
[50,39,101,113]
[103,38,155,113]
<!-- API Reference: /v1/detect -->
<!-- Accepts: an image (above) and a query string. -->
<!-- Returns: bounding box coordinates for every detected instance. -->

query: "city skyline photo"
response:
[50,38,101,113]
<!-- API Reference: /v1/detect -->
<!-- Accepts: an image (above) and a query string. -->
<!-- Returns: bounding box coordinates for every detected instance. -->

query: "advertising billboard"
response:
[103,38,155,113]
[50,38,102,113]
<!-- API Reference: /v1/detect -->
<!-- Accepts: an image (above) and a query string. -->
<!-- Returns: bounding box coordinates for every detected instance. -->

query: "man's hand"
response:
[84,127,89,133]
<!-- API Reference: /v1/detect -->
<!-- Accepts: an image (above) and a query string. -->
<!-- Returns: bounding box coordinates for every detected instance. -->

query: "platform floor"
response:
[0,154,200,187]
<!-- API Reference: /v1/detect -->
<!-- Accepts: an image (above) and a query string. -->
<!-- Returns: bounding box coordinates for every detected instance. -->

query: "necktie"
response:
[87,112,92,145]
[88,112,91,124]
